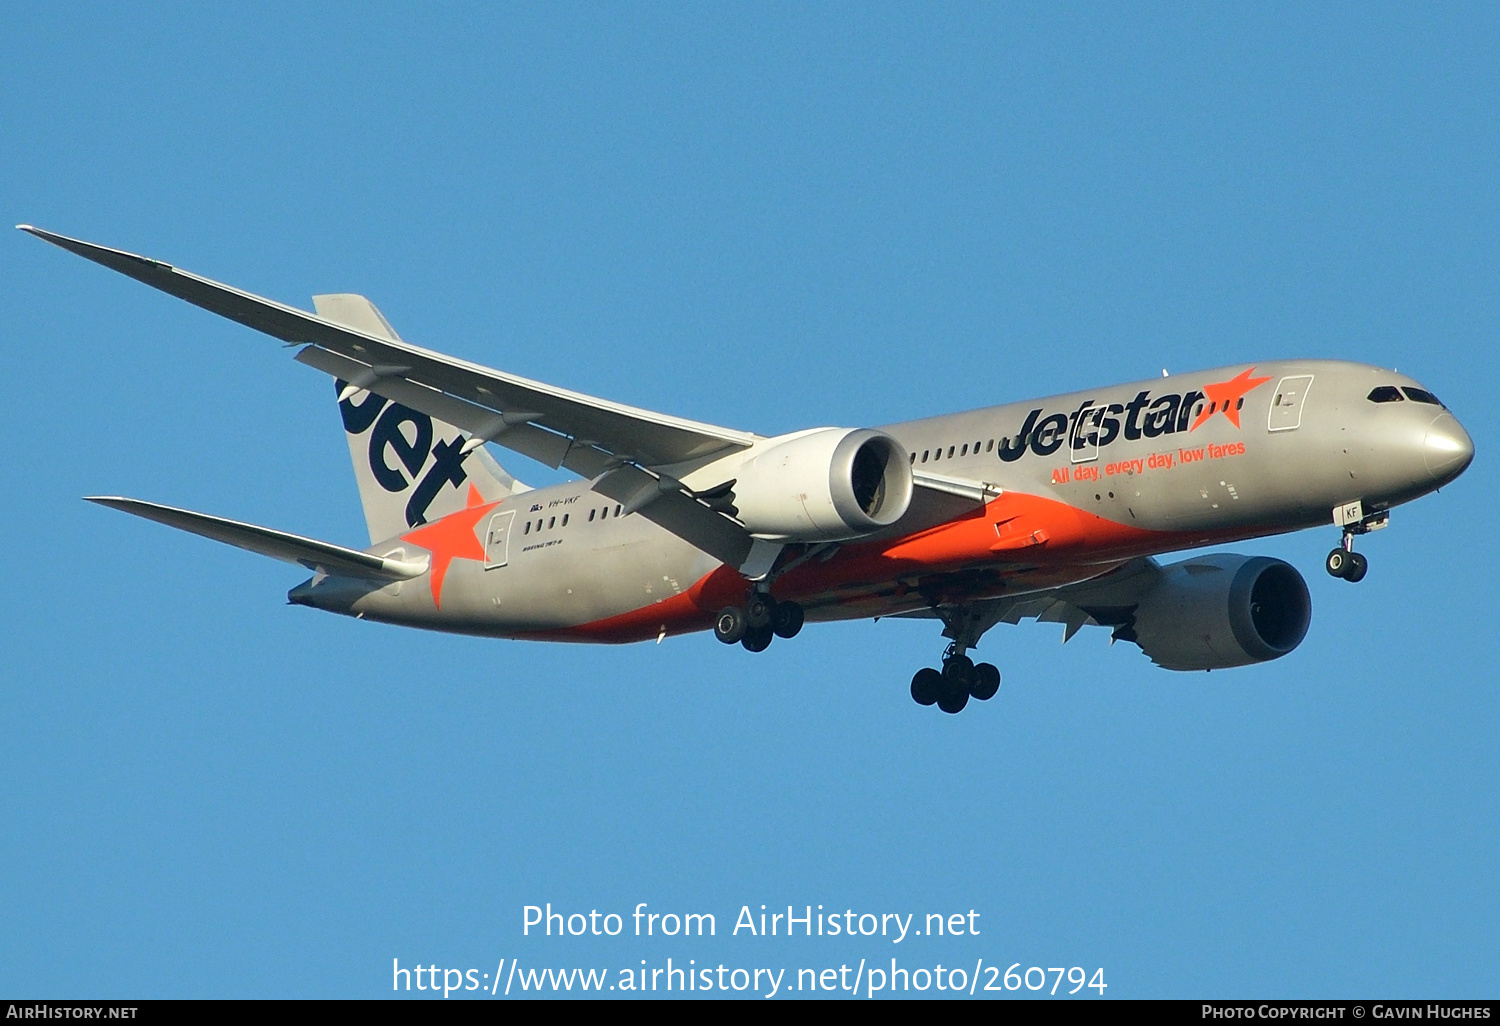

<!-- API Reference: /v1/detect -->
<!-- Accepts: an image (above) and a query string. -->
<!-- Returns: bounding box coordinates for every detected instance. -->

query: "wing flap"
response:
[86,496,428,581]
[296,345,757,566]
[588,464,757,570]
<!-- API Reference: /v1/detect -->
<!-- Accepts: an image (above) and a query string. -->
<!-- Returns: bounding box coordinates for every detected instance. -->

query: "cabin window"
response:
[947,446,955,458]
[1236,397,1244,409]
[933,448,941,461]
[960,444,968,456]
[589,509,596,522]
[523,521,531,535]
[1402,387,1443,406]
[562,514,569,526]
[548,516,555,529]
[615,505,623,517]
[1367,386,1404,403]
[986,439,994,452]
[909,452,915,464]
[922,450,929,463]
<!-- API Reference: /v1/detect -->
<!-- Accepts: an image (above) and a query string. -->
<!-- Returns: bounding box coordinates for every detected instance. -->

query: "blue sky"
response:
[2,3,1496,998]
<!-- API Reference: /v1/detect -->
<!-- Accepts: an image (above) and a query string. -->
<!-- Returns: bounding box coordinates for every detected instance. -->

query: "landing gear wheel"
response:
[936,655,974,713]
[714,606,746,644]
[970,662,1001,701]
[1344,551,1368,583]
[744,593,773,629]
[910,668,941,706]
[936,687,970,714]
[771,601,804,639]
[942,654,975,689]
[1325,548,1351,578]
[741,625,774,652]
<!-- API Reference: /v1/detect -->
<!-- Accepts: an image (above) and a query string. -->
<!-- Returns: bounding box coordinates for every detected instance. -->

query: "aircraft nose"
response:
[1424,413,1474,483]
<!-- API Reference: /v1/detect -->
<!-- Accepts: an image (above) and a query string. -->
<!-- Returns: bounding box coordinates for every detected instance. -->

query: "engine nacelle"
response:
[730,428,913,542]
[1131,554,1311,671]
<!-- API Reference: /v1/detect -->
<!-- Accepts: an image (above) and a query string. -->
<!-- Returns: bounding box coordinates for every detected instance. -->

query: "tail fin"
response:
[313,294,529,544]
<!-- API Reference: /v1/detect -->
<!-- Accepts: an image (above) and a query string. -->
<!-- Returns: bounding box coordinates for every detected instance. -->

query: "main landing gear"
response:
[714,593,805,652]
[910,643,1001,714]
[909,601,1008,714]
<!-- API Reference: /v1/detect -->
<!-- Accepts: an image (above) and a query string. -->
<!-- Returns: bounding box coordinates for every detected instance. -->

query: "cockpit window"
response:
[1402,387,1443,406]
[1367,386,1404,403]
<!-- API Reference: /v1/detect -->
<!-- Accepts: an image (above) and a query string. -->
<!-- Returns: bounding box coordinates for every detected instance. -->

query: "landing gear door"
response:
[1070,404,1101,464]
[484,509,516,569]
[1268,375,1314,432]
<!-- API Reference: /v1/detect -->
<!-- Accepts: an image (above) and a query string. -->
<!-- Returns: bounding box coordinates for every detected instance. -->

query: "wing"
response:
[86,496,428,581]
[19,226,755,470]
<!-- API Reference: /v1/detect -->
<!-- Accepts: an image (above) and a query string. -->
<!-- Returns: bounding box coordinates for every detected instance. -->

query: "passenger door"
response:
[484,510,516,569]
[1071,403,1101,463]
[1268,375,1314,432]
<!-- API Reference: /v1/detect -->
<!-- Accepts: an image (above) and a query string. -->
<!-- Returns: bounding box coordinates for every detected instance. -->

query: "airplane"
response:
[20,225,1475,713]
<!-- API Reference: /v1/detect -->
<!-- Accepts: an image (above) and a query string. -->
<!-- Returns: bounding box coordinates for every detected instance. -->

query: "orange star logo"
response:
[1188,367,1273,431]
[401,485,498,608]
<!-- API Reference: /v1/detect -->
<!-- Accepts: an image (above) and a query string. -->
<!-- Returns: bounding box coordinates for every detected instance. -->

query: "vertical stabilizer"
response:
[313,294,529,544]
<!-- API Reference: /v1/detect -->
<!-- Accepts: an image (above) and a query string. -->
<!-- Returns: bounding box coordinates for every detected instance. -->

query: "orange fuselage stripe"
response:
[522,491,1270,644]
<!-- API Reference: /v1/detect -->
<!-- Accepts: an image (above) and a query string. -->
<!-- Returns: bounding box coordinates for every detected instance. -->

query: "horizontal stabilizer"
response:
[85,496,428,581]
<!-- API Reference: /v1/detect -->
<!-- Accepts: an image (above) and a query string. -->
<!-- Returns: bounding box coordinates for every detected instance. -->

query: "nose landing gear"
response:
[1326,504,1387,583]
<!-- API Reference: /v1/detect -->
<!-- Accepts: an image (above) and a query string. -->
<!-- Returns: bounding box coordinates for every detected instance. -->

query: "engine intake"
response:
[1131,554,1311,671]
[730,428,913,542]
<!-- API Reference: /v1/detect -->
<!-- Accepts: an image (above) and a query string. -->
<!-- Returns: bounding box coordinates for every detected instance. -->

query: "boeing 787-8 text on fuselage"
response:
[22,226,1474,713]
